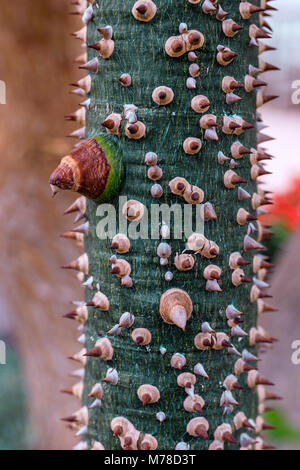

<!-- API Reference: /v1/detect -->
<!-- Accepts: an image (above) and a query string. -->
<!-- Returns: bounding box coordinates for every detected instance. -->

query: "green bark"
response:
[83,0,260,450]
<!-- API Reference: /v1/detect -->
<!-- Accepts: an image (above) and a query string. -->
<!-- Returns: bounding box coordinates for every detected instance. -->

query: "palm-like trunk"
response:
[52,0,277,450]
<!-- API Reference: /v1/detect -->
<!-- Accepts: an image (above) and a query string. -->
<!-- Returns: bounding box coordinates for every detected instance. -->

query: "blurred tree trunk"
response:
[260,230,300,431]
[0,0,86,450]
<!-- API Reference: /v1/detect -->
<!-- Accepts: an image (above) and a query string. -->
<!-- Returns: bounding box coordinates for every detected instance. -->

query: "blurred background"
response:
[0,0,299,450]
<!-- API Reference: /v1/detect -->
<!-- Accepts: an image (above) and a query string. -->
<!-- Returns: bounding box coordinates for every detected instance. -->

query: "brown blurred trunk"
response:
[260,231,300,431]
[0,0,85,449]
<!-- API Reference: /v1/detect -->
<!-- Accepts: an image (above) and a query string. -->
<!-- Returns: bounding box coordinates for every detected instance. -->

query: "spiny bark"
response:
[54,0,278,450]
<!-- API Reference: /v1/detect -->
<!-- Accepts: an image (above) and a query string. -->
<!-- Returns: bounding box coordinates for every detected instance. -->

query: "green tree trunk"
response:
[53,0,275,451]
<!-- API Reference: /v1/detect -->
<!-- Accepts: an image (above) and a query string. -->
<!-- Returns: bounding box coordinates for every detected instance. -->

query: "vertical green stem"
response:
[83,0,260,450]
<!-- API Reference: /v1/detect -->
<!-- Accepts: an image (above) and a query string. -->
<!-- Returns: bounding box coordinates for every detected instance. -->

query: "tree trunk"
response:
[52,0,276,450]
